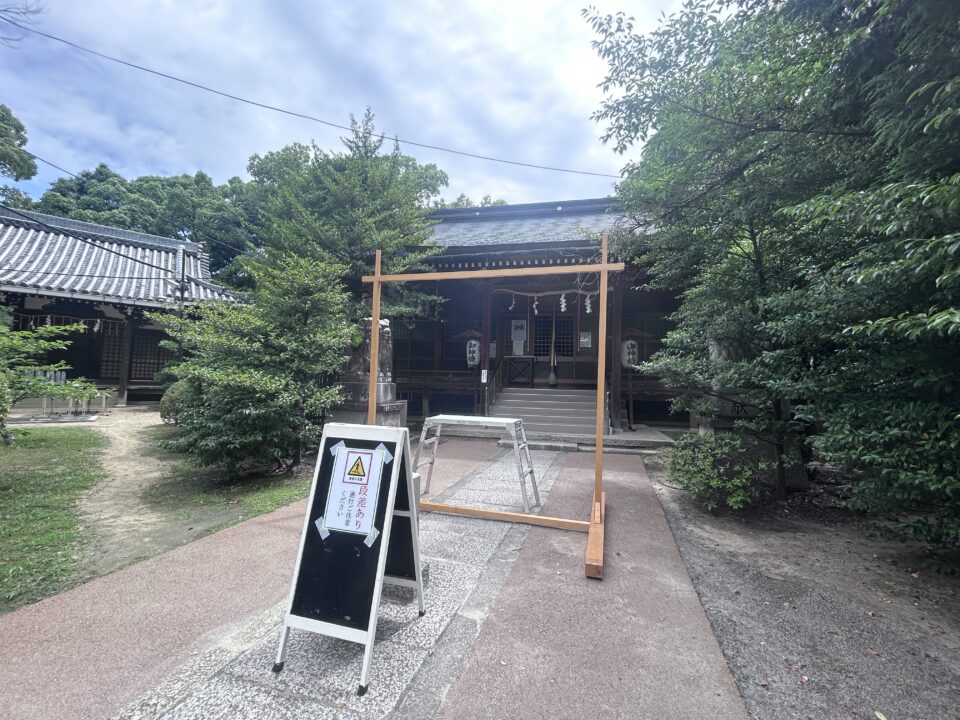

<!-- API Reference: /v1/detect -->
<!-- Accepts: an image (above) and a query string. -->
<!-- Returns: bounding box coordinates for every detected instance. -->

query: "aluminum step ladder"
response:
[414,415,541,513]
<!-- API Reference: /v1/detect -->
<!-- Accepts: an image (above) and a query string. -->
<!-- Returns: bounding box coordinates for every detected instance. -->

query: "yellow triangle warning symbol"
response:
[348,456,366,477]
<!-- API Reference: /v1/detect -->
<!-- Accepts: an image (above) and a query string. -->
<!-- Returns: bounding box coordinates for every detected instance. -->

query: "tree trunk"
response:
[772,400,787,500]
[290,412,304,470]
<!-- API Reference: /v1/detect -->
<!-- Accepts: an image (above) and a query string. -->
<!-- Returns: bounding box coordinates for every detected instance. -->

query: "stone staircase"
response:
[490,387,608,435]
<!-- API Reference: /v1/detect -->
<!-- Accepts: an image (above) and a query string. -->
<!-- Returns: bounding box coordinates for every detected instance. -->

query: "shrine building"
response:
[0,208,232,406]
[394,198,679,434]
[0,201,679,432]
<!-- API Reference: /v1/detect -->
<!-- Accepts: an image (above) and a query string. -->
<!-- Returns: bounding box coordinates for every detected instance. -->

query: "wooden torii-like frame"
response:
[362,233,623,579]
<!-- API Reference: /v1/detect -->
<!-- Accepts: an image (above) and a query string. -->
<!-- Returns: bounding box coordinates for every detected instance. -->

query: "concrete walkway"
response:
[0,500,306,720]
[0,439,747,720]
[438,453,748,720]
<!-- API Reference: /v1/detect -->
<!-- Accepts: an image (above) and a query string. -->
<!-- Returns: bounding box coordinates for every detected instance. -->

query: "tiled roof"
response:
[428,198,620,248]
[0,209,233,307]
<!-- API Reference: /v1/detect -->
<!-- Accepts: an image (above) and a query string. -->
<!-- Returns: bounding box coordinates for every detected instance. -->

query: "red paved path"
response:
[0,500,305,720]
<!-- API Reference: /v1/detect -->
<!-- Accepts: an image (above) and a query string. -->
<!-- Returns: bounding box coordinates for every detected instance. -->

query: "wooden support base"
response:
[585,492,606,580]
[418,501,589,533]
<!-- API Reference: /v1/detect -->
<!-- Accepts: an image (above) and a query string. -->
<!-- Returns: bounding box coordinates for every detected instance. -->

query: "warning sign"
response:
[276,423,424,695]
[316,443,389,541]
[348,456,366,477]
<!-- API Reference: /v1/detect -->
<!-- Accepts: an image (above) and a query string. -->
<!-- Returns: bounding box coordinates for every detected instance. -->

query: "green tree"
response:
[589,0,960,545]
[34,165,259,272]
[433,193,508,208]
[247,109,448,317]
[155,254,354,475]
[0,103,37,207]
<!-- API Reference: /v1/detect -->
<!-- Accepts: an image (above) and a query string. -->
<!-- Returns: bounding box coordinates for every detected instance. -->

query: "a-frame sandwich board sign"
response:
[272,423,424,695]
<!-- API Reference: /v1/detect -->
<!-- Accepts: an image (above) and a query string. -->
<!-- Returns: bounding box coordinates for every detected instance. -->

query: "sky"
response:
[1,1,681,205]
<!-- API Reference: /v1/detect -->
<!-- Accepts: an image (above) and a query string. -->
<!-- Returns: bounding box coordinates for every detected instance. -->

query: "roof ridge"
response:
[429,197,617,222]
[0,209,203,251]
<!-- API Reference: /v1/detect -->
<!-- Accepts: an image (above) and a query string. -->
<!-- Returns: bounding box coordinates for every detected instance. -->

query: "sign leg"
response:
[358,639,375,696]
[272,625,291,672]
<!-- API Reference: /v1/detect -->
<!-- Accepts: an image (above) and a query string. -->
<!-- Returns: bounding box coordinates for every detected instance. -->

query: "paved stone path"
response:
[118,448,564,720]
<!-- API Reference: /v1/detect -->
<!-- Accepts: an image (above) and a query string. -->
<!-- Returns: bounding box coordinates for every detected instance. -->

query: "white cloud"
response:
[2,0,681,204]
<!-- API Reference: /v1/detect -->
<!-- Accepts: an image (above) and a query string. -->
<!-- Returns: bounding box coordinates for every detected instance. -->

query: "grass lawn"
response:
[0,427,105,614]
[142,424,313,533]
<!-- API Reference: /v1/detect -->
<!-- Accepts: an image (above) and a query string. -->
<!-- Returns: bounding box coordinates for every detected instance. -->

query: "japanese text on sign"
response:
[320,444,387,538]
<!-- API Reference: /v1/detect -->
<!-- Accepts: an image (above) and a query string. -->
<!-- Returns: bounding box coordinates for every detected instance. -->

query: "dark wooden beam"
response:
[117,312,134,407]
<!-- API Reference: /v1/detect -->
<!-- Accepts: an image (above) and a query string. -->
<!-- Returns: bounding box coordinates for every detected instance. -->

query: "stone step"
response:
[493,404,598,419]
[491,412,599,426]
[497,388,598,399]
[495,397,599,409]
[522,423,596,435]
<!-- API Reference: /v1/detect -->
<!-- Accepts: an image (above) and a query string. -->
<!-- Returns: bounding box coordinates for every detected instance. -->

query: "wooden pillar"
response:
[586,233,610,580]
[610,281,623,432]
[366,250,382,425]
[117,312,134,407]
[593,236,609,505]
[480,284,492,415]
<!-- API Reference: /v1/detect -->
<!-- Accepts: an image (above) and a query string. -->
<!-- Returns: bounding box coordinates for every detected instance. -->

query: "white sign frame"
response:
[273,423,424,696]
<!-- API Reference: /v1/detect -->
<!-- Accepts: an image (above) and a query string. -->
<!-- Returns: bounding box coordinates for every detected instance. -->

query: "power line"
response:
[1,17,622,180]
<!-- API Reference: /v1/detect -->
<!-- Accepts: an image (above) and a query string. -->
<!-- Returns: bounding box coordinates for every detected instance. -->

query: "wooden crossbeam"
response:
[362,262,624,284]
[418,500,590,533]
[364,233,617,580]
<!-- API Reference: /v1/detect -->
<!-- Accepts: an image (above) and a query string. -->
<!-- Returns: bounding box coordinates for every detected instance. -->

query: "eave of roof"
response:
[0,211,233,307]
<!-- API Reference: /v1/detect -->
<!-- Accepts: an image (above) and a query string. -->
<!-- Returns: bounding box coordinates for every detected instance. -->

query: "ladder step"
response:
[518,442,528,450]
[416,459,434,469]
[522,468,534,477]
[423,437,439,445]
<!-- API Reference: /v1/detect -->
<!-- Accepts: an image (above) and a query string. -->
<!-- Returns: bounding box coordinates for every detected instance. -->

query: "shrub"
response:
[159,379,192,425]
[668,432,766,511]
[155,254,353,476]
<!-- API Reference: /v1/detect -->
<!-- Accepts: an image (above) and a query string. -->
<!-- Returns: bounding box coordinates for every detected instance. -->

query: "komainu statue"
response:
[345,318,393,382]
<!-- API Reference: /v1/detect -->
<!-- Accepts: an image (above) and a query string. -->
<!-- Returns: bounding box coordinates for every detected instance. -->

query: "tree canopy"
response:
[245,109,449,316]
[0,103,37,207]
[32,165,258,272]
[588,0,960,547]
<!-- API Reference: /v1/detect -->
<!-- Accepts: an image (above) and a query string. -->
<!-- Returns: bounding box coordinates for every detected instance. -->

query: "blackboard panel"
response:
[290,436,397,631]
[384,452,417,579]
[393,459,411,512]
[385,515,416,580]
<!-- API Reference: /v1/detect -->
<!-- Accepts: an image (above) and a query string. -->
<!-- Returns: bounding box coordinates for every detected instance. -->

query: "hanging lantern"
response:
[560,293,567,312]
[585,294,592,314]
[533,296,539,315]
[466,339,480,368]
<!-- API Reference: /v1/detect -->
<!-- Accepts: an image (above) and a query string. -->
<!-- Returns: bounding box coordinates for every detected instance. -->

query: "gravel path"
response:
[647,456,960,720]
[77,408,177,575]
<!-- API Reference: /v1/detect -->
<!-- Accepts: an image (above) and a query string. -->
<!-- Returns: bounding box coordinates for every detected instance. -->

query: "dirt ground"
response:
[74,407,243,577]
[644,453,960,720]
